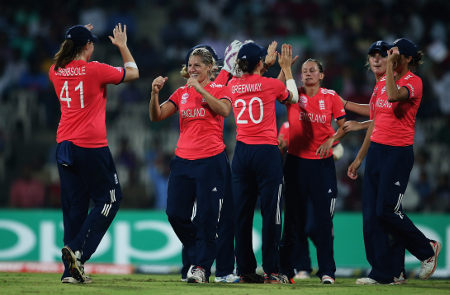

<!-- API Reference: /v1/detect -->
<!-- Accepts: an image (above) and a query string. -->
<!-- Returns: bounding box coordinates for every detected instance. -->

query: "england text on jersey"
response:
[299,111,327,123]
[181,108,206,118]
[55,66,87,76]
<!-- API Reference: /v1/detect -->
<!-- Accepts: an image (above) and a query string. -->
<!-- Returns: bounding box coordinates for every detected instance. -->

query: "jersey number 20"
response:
[59,81,84,108]
[234,97,263,124]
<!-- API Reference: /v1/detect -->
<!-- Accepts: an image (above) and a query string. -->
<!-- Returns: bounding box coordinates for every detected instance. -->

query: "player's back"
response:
[49,60,124,148]
[228,74,289,146]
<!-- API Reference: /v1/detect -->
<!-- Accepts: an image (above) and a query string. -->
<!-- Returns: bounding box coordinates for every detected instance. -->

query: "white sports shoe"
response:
[391,272,407,285]
[214,273,240,283]
[61,276,92,284]
[356,277,378,285]
[187,265,207,283]
[321,275,335,284]
[62,246,87,283]
[418,241,441,279]
[294,270,310,279]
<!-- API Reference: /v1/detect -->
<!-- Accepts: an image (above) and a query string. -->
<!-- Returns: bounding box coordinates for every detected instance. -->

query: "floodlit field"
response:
[1,273,449,295]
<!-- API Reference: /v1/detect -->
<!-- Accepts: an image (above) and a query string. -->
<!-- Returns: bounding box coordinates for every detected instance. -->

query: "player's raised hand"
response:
[84,24,94,31]
[223,40,242,75]
[152,76,168,94]
[264,41,278,67]
[278,44,293,70]
[109,23,127,48]
[387,46,400,68]
[186,77,202,92]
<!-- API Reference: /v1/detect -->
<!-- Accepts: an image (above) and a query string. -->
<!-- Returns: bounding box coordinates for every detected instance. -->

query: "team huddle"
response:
[48,23,441,285]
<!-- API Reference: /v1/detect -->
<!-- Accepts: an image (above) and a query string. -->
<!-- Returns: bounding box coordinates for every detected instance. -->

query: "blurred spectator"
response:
[121,169,150,208]
[9,164,45,208]
[430,174,450,212]
[117,137,139,172]
[147,152,170,210]
[431,63,450,115]
[0,0,449,211]
[414,169,433,211]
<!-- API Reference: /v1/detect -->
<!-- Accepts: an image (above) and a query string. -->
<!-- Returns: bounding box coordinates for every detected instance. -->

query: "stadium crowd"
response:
[0,0,449,212]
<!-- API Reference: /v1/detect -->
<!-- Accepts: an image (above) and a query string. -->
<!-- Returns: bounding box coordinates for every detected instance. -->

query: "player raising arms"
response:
[228,42,298,284]
[348,38,441,284]
[279,59,347,285]
[149,47,232,283]
[49,23,139,284]
[342,40,391,132]
[342,40,407,284]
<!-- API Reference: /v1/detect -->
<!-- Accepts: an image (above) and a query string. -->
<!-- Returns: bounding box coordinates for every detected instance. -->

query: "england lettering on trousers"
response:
[181,108,206,118]
[231,83,262,94]
[55,66,86,76]
[299,111,326,123]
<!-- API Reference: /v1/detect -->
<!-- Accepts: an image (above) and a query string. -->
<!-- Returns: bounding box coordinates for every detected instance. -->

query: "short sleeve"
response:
[216,84,232,103]
[90,61,125,85]
[402,75,423,101]
[331,92,346,120]
[274,79,290,102]
[215,70,232,85]
[168,88,182,108]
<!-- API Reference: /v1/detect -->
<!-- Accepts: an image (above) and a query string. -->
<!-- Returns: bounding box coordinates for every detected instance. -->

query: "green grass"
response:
[1,273,449,295]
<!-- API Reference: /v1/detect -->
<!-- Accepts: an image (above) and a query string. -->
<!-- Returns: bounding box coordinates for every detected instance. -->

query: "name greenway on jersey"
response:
[231,83,262,94]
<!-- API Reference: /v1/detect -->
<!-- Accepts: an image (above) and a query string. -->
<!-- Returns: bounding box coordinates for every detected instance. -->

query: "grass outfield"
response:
[1,273,449,295]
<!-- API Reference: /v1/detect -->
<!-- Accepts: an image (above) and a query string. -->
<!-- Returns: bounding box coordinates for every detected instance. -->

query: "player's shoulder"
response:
[401,71,421,83]
[48,64,55,74]
[262,76,284,87]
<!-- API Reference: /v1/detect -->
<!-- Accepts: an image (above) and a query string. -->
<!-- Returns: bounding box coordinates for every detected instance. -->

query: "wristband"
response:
[124,62,138,69]
[286,79,299,103]
[344,100,348,109]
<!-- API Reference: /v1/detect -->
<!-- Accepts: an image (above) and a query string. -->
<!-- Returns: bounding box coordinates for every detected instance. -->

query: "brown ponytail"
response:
[53,40,84,71]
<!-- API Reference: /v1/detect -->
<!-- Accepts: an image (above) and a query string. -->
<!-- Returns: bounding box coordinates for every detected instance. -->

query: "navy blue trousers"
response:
[166,151,230,279]
[232,141,283,275]
[57,141,122,279]
[290,200,313,274]
[280,154,336,279]
[180,154,235,279]
[363,142,433,283]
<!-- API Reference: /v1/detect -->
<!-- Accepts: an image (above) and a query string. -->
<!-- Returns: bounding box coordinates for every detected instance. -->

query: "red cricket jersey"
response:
[169,81,231,160]
[49,60,125,148]
[228,74,289,145]
[287,88,346,159]
[215,69,231,85]
[370,71,422,146]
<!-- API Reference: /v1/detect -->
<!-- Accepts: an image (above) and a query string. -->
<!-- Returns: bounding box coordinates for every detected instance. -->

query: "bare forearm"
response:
[118,45,139,81]
[149,92,162,121]
[197,87,231,117]
[355,122,374,162]
[344,100,370,117]
[277,69,286,83]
